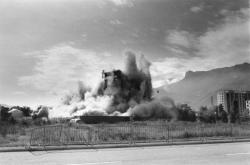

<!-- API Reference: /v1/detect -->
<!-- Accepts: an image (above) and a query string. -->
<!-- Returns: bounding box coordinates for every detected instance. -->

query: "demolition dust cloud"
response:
[50,51,177,120]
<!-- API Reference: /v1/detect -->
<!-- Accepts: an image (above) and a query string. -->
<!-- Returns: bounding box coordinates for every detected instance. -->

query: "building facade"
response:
[246,100,250,114]
[216,90,250,119]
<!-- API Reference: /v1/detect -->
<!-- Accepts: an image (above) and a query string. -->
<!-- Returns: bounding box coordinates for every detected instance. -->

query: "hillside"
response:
[154,63,250,110]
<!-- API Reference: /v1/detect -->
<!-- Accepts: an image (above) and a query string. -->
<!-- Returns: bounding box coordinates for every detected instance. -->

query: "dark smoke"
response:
[98,51,177,119]
[129,96,177,120]
[124,51,139,78]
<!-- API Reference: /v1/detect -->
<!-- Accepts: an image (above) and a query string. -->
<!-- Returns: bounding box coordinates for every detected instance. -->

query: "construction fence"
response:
[29,122,250,147]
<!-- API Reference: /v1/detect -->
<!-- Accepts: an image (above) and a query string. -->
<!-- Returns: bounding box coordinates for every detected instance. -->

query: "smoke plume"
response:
[50,51,177,120]
[125,97,177,120]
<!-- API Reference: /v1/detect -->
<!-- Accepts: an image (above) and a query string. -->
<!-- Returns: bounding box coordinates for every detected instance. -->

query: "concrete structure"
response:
[102,69,124,95]
[216,90,250,119]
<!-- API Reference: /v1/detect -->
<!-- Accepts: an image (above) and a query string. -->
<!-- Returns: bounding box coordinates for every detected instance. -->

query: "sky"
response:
[0,0,249,106]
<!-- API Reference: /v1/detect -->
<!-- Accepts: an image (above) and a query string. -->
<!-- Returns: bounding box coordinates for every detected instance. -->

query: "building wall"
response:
[246,100,250,116]
[246,100,250,110]
[217,91,227,111]
[216,90,250,118]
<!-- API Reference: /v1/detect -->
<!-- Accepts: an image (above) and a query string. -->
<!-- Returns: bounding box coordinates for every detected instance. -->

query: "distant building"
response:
[216,90,250,119]
[246,100,250,114]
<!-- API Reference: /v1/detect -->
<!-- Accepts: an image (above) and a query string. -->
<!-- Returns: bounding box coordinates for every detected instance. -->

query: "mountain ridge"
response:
[155,62,250,110]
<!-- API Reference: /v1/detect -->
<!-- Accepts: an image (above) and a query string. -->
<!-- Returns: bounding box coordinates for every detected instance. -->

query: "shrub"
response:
[176,104,196,122]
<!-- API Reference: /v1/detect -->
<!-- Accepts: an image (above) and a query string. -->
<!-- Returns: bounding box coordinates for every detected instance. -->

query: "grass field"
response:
[1,121,250,147]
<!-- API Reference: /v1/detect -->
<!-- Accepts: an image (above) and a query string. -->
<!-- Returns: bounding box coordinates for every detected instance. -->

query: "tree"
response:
[216,104,228,123]
[0,105,10,121]
[198,105,228,123]
[198,106,215,123]
[176,104,196,122]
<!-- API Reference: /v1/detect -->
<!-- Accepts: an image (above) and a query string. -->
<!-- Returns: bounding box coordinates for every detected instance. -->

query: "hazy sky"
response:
[0,0,249,106]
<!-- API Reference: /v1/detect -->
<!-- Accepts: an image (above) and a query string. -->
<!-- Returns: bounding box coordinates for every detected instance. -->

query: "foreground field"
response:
[1,121,250,147]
